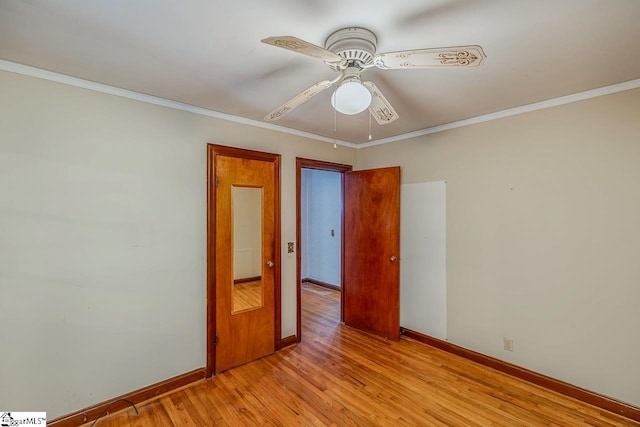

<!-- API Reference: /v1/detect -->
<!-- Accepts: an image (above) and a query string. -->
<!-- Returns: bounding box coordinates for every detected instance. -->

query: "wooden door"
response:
[209,146,280,374]
[344,166,400,340]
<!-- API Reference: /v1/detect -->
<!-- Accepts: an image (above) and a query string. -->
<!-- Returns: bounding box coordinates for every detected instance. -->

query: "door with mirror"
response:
[208,145,280,374]
[232,186,264,313]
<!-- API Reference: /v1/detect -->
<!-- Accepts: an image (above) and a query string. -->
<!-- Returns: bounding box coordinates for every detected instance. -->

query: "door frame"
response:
[295,158,353,343]
[206,144,281,378]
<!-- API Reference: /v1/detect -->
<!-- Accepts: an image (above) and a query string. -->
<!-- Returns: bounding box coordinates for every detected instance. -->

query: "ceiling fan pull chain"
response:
[333,96,338,149]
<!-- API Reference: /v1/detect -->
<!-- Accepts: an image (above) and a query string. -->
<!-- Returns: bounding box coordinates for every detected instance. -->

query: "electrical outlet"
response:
[503,337,514,352]
[287,242,294,253]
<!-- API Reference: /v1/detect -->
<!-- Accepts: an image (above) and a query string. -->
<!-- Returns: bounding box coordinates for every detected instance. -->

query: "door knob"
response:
[266,260,274,268]
[389,256,398,262]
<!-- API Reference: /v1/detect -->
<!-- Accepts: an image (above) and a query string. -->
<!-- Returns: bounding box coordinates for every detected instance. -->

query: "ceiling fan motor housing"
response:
[325,27,377,69]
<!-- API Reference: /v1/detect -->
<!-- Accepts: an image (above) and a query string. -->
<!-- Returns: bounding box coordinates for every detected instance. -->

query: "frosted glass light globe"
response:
[331,81,372,115]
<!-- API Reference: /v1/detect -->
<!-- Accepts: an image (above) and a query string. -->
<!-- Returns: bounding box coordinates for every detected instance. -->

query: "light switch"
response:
[287,242,294,253]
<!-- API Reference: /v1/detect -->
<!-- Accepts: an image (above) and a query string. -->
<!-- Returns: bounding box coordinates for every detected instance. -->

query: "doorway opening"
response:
[301,168,342,291]
[296,158,352,342]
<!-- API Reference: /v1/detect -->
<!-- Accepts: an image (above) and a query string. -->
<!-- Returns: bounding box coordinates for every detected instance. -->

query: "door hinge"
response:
[215,176,219,187]
[214,334,219,345]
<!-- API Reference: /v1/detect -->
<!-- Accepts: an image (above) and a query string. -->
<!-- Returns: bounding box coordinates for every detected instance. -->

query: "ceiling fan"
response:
[261,27,486,125]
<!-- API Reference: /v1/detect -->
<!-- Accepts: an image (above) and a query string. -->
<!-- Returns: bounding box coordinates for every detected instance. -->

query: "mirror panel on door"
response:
[232,185,264,313]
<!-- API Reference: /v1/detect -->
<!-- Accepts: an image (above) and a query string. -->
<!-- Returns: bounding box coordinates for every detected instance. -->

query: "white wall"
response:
[357,88,640,407]
[0,69,356,418]
[400,182,447,340]
[301,169,342,286]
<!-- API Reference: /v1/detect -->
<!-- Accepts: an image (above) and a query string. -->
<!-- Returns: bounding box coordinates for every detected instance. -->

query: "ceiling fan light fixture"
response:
[262,27,485,124]
[331,80,372,115]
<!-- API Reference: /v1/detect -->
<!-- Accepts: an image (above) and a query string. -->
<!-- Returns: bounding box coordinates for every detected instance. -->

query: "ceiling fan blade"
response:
[261,36,347,66]
[363,81,399,125]
[374,45,486,69]
[264,80,335,121]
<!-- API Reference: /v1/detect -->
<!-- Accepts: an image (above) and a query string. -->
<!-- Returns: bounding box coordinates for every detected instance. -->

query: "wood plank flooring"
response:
[86,283,639,426]
[232,281,262,312]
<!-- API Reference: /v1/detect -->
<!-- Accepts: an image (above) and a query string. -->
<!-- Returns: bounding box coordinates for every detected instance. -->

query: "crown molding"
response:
[0,59,356,149]
[357,78,640,148]
[2,59,639,150]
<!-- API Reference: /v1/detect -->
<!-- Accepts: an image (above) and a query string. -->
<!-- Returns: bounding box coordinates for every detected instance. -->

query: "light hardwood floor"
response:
[232,280,263,312]
[86,283,638,426]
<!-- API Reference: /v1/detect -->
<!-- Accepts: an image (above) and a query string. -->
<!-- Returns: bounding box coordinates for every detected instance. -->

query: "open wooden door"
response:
[344,166,400,340]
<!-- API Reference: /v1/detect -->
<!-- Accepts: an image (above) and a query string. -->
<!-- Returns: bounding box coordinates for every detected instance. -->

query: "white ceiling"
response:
[1,0,640,144]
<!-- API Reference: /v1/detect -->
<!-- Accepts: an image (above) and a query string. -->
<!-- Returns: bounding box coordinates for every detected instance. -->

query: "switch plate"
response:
[503,337,514,352]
